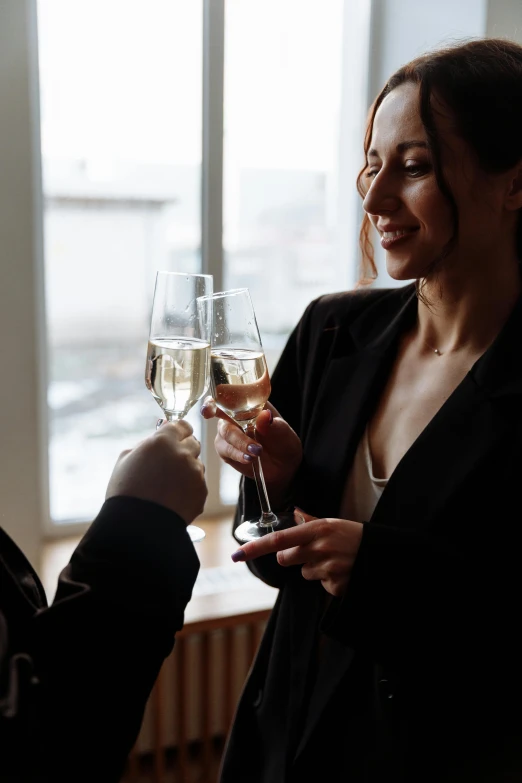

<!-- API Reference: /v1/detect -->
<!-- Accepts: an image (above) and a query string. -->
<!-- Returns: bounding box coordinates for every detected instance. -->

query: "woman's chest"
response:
[368,353,477,480]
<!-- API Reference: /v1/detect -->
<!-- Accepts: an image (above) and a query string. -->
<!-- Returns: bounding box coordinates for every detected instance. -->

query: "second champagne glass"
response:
[145,271,212,542]
[198,288,295,543]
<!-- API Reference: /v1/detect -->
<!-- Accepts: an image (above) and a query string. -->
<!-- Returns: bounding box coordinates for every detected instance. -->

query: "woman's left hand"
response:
[232,514,364,598]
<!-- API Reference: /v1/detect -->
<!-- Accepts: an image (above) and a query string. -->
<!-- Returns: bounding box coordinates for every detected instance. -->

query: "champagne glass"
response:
[145,271,212,542]
[197,288,296,542]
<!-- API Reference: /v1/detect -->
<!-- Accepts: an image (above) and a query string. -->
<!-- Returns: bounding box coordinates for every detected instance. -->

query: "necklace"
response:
[423,339,443,356]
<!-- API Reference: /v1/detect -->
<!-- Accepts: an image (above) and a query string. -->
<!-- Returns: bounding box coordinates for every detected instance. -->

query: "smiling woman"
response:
[358,39,522,294]
[210,38,522,783]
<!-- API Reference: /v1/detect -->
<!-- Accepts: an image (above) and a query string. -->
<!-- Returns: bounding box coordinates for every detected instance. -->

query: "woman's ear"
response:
[505,165,522,211]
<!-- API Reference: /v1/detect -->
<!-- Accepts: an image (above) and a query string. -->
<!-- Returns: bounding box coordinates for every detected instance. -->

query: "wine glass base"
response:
[234,511,297,543]
[187,524,206,543]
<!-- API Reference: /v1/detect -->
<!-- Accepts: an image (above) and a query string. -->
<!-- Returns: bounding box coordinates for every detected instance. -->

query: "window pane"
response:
[222,0,347,504]
[38,0,202,522]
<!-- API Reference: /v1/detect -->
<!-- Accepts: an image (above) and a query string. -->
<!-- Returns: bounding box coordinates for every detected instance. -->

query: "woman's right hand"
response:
[200,398,303,508]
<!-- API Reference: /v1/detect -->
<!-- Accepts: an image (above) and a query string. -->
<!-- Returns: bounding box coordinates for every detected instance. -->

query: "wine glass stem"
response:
[243,422,278,528]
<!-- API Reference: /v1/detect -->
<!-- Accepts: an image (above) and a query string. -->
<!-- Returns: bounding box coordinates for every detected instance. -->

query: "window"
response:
[0,0,498,559]
[32,0,370,532]
[220,0,366,503]
[37,0,203,523]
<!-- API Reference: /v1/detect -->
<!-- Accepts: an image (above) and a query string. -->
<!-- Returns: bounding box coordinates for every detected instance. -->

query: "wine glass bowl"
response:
[146,271,212,542]
[146,336,210,422]
[198,288,296,543]
[146,272,212,422]
[211,349,271,427]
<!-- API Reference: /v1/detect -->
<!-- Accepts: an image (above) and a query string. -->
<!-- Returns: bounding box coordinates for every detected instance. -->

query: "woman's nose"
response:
[362,173,401,217]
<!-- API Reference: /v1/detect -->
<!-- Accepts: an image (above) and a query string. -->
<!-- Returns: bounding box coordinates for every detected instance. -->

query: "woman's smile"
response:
[378,224,420,249]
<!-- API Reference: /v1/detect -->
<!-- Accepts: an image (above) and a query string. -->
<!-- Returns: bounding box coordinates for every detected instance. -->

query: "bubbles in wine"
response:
[211,349,270,423]
[145,338,210,419]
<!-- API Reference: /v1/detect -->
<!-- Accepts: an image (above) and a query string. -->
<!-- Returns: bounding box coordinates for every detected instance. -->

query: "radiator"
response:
[124,564,273,783]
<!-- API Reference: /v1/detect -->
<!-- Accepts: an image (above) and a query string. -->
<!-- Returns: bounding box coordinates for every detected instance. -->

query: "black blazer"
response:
[220,284,522,783]
[0,496,199,782]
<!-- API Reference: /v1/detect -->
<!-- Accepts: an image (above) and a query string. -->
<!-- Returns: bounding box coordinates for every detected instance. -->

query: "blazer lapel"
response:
[371,290,522,531]
[369,372,504,530]
[296,287,418,519]
[296,350,390,518]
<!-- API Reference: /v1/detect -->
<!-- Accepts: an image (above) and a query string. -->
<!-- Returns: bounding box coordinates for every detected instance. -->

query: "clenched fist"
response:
[105,420,207,524]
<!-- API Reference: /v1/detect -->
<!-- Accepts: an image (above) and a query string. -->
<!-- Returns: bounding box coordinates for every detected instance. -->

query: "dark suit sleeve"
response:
[233,299,320,589]
[30,496,199,782]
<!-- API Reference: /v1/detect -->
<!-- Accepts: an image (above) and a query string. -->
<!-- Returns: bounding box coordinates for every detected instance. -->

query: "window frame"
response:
[0,0,372,557]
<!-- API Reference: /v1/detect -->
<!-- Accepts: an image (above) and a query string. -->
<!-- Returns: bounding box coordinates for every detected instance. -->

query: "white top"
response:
[339,426,388,522]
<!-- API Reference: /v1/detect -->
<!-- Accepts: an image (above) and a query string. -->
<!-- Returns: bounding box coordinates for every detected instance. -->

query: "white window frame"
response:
[0,0,372,565]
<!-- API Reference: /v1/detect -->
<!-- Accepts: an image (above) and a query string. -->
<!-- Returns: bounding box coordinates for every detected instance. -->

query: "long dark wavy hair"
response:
[357,38,522,290]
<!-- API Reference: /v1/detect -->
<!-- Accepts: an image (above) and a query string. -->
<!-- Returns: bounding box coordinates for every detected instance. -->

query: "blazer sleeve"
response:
[29,496,199,781]
[233,297,321,589]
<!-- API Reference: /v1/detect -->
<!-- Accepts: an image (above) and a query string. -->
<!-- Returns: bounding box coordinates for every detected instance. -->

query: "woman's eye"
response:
[405,163,430,177]
[365,168,379,179]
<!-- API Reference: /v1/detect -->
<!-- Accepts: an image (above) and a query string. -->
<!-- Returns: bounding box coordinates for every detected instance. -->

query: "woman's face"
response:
[362,81,515,281]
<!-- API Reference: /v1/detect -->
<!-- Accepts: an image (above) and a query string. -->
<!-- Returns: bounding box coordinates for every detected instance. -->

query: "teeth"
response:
[382,230,410,238]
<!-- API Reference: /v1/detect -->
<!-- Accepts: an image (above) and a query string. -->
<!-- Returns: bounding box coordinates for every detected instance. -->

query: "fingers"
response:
[231,520,323,562]
[155,419,194,440]
[183,435,202,459]
[200,396,218,419]
[201,397,256,466]
[153,420,201,457]
[200,396,236,426]
[253,406,274,437]
[201,398,274,446]
[115,448,132,466]
[295,507,316,524]
[277,545,309,567]
[215,418,260,466]
[301,563,325,582]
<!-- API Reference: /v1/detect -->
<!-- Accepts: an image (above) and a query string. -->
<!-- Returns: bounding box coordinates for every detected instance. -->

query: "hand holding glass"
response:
[145,271,212,542]
[198,288,295,542]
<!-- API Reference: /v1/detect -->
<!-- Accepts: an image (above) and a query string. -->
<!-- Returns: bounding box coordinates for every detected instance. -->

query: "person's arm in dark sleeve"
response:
[29,496,199,782]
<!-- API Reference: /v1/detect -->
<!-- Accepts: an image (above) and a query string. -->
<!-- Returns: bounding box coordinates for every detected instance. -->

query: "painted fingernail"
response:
[267,409,273,424]
[243,453,253,462]
[247,443,262,456]
[231,549,246,562]
[200,404,208,415]
[156,418,164,429]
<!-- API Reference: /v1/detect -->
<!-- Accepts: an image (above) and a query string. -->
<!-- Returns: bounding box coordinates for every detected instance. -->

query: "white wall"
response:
[487,0,522,41]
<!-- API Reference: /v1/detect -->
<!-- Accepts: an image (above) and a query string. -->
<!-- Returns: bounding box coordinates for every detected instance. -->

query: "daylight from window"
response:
[38,0,348,520]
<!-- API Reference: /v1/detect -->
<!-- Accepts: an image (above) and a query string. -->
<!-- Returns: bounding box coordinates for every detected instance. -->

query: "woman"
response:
[203,38,522,782]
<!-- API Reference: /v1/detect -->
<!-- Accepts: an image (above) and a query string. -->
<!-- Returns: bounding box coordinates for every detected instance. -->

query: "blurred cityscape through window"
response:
[38,0,203,521]
[38,0,353,521]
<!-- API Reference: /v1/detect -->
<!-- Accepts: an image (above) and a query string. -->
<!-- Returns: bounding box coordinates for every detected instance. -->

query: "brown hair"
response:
[357,38,522,287]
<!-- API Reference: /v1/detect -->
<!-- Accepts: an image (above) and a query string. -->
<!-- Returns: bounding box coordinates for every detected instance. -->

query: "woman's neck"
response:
[415,258,521,356]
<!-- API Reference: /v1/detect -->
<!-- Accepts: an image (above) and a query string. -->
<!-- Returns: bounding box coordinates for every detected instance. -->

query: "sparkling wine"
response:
[211,348,271,423]
[146,338,210,419]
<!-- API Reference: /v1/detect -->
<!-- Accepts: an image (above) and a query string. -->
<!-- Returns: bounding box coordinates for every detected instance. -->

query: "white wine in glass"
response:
[145,271,212,543]
[198,288,295,543]
[147,337,210,421]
